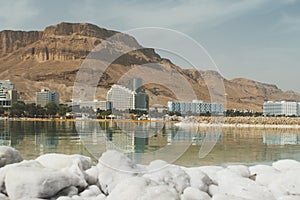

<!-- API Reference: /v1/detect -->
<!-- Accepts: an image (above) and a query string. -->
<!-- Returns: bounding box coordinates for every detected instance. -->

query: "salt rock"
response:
[143,160,190,193]
[96,194,107,200]
[216,168,275,200]
[268,169,300,197]
[71,195,83,200]
[55,186,78,198]
[182,167,212,192]
[277,196,300,200]
[36,153,93,170]
[0,192,7,199]
[181,187,211,200]
[0,146,23,167]
[226,165,250,178]
[107,176,178,200]
[56,197,73,200]
[208,184,219,196]
[106,176,154,200]
[249,165,280,186]
[212,193,249,200]
[97,150,140,195]
[5,167,86,200]
[198,166,223,184]
[144,185,179,200]
[80,185,102,198]
[85,166,99,185]
[0,160,43,193]
[272,159,300,172]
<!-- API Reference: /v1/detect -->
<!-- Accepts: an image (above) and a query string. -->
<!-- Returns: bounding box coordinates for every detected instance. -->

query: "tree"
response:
[96,109,112,119]
[25,103,37,117]
[58,104,71,117]
[36,105,46,117]
[10,102,25,117]
[45,102,59,117]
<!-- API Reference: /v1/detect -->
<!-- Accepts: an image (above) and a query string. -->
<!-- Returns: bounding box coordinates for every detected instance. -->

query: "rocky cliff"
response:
[0,22,299,111]
[0,30,42,56]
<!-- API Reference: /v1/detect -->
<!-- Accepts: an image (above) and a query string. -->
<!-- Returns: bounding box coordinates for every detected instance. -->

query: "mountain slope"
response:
[0,22,298,111]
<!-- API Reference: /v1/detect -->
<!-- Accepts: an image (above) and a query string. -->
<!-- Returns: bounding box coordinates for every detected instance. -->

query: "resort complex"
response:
[3,78,300,119]
[167,100,224,115]
[263,101,300,116]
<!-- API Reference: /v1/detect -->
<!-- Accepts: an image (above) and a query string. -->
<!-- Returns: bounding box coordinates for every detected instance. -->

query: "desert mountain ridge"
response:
[0,22,299,112]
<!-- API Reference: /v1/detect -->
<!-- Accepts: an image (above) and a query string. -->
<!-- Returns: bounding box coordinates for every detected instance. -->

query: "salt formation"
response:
[0,146,299,200]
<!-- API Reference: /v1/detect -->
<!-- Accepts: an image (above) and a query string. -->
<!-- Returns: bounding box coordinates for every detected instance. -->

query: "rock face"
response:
[19,23,116,62]
[0,30,42,56]
[0,22,300,111]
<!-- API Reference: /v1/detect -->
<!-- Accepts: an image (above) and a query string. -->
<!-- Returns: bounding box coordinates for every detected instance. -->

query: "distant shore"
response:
[178,116,300,128]
[2,116,300,127]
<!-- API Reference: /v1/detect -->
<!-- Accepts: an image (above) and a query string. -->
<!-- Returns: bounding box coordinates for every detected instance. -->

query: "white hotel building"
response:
[107,84,149,111]
[263,101,300,116]
[167,100,224,115]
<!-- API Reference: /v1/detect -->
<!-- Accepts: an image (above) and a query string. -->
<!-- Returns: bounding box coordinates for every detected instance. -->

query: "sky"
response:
[0,0,300,92]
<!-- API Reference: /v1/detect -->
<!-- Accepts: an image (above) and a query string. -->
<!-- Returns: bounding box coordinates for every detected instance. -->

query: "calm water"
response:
[1,120,300,166]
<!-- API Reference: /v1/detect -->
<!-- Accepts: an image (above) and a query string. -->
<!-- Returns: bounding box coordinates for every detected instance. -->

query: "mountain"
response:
[0,22,299,111]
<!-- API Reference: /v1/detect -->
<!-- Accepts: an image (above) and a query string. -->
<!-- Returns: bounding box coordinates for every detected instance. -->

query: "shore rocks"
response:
[5,167,83,200]
[0,147,299,199]
[0,146,23,168]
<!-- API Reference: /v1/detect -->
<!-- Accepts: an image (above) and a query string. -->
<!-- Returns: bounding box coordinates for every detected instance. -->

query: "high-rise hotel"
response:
[107,78,149,111]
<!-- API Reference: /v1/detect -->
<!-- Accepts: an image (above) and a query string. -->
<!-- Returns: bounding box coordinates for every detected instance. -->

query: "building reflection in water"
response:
[2,120,300,165]
[0,120,87,159]
[263,132,300,145]
[89,121,223,163]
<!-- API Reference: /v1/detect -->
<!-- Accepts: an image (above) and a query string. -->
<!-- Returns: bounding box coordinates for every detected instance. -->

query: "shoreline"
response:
[3,116,300,128]
[175,122,300,129]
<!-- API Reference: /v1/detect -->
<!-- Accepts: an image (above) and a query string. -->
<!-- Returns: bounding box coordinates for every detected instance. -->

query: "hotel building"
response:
[263,101,300,116]
[167,100,224,115]
[36,89,60,107]
[78,100,112,111]
[0,80,18,108]
[107,78,149,111]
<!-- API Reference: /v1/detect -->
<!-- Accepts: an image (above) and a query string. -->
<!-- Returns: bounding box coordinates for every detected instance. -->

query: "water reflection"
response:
[263,132,300,145]
[1,120,300,166]
[0,120,90,159]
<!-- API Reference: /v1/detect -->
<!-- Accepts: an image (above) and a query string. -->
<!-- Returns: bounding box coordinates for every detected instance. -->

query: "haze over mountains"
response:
[0,22,299,111]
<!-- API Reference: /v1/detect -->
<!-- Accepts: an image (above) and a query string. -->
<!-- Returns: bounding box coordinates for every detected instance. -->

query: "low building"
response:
[0,80,18,108]
[36,89,59,107]
[78,100,112,111]
[263,101,300,116]
[167,100,224,115]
